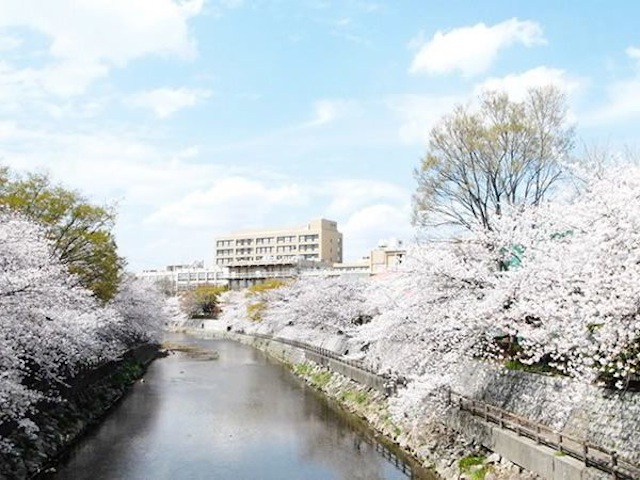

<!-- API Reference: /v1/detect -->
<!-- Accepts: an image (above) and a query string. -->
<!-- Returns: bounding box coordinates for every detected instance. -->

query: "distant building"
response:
[138,262,227,294]
[214,218,343,288]
[369,239,405,274]
[215,218,343,265]
[138,230,407,292]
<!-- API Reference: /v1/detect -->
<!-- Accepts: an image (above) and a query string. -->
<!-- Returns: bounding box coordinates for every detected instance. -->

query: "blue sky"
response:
[1,0,639,270]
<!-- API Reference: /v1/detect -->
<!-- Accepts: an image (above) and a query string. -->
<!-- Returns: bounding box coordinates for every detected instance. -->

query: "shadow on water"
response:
[47,333,437,480]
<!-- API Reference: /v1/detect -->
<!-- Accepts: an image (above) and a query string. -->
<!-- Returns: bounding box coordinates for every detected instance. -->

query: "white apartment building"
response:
[214,218,343,266]
[138,263,227,294]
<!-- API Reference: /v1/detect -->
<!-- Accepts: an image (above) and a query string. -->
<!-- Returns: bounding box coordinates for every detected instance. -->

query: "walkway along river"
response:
[44,334,435,480]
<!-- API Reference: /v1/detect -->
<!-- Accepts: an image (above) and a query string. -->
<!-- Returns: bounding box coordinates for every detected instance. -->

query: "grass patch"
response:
[246,301,266,322]
[339,389,370,406]
[459,455,490,480]
[459,455,485,470]
[294,362,314,376]
[310,370,333,387]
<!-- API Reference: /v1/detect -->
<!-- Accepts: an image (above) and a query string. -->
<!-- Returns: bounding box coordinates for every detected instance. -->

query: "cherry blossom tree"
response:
[0,211,166,454]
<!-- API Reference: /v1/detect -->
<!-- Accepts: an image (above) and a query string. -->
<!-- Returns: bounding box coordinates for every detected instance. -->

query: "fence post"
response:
[582,443,588,466]
[499,410,504,429]
[611,452,618,479]
[536,425,540,444]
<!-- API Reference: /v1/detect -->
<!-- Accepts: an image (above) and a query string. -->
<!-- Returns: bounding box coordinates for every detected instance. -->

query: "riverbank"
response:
[189,328,537,480]
[47,333,433,480]
[208,275,640,480]
[0,344,159,480]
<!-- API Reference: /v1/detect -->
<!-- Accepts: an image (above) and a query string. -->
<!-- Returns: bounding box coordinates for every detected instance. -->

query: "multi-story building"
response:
[214,218,343,288]
[215,218,343,266]
[138,262,227,294]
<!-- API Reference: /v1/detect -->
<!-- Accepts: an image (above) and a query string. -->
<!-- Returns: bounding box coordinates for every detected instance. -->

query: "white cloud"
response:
[584,47,640,125]
[585,78,640,125]
[303,99,355,127]
[128,87,211,118]
[341,203,414,260]
[322,179,408,216]
[144,175,412,261]
[626,46,640,63]
[219,0,244,8]
[474,66,584,100]
[0,122,217,204]
[386,94,462,145]
[0,34,21,51]
[409,18,545,77]
[0,0,203,96]
[146,177,308,228]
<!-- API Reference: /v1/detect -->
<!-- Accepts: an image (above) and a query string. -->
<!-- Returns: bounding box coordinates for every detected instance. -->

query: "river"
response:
[47,334,435,480]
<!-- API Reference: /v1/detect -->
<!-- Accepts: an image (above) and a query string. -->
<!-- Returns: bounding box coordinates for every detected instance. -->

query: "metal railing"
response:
[251,333,380,376]
[234,332,640,479]
[247,332,403,394]
[449,390,640,479]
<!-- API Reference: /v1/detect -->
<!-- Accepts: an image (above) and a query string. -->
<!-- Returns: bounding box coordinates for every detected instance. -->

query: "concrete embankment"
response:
[195,330,495,479]
[0,344,160,480]
[198,328,640,480]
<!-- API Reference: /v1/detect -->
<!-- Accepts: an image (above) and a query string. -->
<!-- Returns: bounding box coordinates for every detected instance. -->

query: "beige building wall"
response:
[369,242,405,274]
[214,218,343,266]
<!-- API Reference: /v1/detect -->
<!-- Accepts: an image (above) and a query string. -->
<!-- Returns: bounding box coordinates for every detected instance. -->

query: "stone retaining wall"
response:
[0,344,159,479]
[199,330,640,479]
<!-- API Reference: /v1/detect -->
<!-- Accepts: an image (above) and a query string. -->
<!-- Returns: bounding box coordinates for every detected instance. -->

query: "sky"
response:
[0,0,639,271]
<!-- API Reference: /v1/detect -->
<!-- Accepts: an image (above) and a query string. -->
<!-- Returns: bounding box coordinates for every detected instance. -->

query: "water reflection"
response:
[48,335,435,480]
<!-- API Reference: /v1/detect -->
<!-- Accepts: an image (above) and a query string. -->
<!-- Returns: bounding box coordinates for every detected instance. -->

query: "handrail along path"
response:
[236,331,640,479]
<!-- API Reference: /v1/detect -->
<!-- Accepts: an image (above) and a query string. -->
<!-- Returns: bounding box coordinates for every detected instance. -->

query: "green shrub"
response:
[294,362,314,376]
[340,389,370,405]
[458,455,489,480]
[247,279,288,294]
[310,370,333,387]
[247,301,266,322]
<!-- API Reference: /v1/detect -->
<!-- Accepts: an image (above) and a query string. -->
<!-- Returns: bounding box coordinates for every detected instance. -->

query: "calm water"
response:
[48,334,435,480]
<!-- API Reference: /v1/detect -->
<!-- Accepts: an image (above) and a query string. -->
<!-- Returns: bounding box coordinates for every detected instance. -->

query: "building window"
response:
[277,235,296,243]
[299,234,319,242]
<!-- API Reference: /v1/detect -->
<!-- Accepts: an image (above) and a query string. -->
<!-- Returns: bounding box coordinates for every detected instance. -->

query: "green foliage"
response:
[112,360,145,386]
[413,86,574,231]
[294,362,314,376]
[459,455,489,480]
[0,168,124,301]
[181,285,228,318]
[586,322,604,334]
[504,359,563,376]
[339,389,370,406]
[310,370,333,387]
[458,455,485,470]
[381,413,401,436]
[247,301,266,322]
[247,279,288,294]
